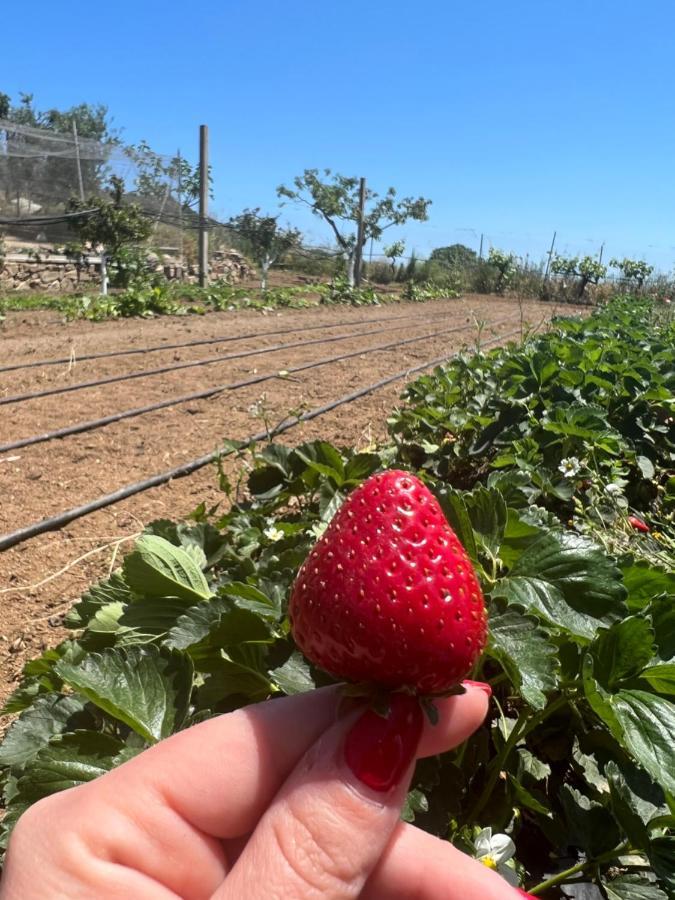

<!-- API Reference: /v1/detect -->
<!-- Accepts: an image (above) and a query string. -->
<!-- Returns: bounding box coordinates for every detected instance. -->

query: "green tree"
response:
[67,177,152,289]
[609,257,653,290]
[551,254,607,300]
[487,247,516,294]
[383,240,406,279]
[228,209,301,290]
[278,169,431,286]
[429,243,477,269]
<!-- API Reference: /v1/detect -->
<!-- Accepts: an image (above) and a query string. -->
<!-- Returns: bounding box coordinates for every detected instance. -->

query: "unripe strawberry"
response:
[289,470,488,694]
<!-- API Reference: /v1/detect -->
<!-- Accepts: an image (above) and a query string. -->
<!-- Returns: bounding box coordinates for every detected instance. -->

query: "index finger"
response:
[100,682,488,839]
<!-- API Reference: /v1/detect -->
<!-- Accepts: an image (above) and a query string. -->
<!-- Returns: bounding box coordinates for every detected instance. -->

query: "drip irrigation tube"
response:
[0,316,472,408]
[0,308,451,375]
[0,328,522,551]
[0,315,519,454]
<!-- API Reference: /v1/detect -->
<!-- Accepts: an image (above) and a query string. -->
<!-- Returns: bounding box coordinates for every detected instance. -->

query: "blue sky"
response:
[3,0,675,269]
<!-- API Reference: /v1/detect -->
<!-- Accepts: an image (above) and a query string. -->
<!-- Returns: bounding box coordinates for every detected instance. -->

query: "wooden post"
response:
[478,233,484,259]
[72,121,85,201]
[198,125,209,288]
[544,230,557,279]
[354,177,366,287]
[177,149,184,268]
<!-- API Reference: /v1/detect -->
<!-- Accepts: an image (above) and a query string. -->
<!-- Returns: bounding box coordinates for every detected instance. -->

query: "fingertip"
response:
[417,683,490,758]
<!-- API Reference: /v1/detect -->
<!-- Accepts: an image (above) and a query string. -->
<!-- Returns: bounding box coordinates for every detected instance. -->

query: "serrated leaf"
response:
[488,608,559,709]
[15,731,124,803]
[572,740,609,794]
[621,561,675,611]
[560,784,621,856]
[0,695,91,767]
[591,617,655,690]
[123,535,211,603]
[606,759,668,848]
[55,646,193,744]
[461,486,507,557]
[270,652,315,694]
[401,787,428,823]
[221,582,281,619]
[434,488,478,564]
[64,571,132,628]
[517,747,551,782]
[166,597,272,653]
[640,664,675,696]
[494,531,627,640]
[584,671,675,798]
[604,875,668,900]
[196,652,274,706]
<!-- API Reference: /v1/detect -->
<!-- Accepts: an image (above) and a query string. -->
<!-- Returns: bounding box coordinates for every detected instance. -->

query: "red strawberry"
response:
[289,470,488,694]
[628,515,650,533]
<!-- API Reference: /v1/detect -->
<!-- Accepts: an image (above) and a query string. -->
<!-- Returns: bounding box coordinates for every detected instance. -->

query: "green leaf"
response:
[462,486,508,558]
[603,875,668,900]
[196,652,274,706]
[648,836,675,895]
[15,731,124,803]
[401,787,428,823]
[123,535,211,603]
[637,455,656,480]
[0,695,91,767]
[559,784,621,856]
[591,617,655,690]
[488,608,559,709]
[498,509,545,570]
[640,664,675,696]
[621,561,675,611]
[343,453,381,483]
[584,672,675,798]
[508,775,552,816]
[606,759,668,848]
[572,740,609,795]
[270,652,315,695]
[221,582,281,620]
[64,571,132,628]
[493,530,627,640]
[434,488,478,564]
[166,597,272,653]
[55,646,193,744]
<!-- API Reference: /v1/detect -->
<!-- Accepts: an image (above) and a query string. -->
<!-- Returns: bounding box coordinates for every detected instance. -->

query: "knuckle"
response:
[268,795,361,897]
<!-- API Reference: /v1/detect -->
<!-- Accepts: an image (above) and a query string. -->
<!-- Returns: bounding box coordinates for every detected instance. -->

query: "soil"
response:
[0,294,569,707]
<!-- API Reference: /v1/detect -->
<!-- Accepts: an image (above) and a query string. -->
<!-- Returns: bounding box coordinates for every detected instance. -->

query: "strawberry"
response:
[289,470,488,694]
[628,515,650,533]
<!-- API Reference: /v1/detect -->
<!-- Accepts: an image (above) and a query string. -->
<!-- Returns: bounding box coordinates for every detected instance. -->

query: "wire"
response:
[0,315,465,408]
[0,329,522,551]
[0,315,519,454]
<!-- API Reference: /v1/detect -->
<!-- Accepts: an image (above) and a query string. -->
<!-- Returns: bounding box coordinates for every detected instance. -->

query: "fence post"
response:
[354,177,366,287]
[72,121,85,201]
[544,230,557,279]
[198,125,209,288]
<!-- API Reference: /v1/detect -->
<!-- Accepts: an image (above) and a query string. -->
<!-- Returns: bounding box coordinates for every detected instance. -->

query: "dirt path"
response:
[0,295,564,705]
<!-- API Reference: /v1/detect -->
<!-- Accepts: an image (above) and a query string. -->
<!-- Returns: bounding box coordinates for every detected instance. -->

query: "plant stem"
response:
[466,694,568,823]
[527,841,631,895]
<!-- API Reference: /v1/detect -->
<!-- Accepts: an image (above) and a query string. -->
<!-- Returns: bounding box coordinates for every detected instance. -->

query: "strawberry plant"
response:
[0,298,673,897]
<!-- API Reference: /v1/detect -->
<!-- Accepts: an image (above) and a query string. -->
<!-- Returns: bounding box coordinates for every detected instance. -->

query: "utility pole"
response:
[354,177,366,287]
[177,149,184,268]
[598,242,605,263]
[198,125,209,288]
[478,233,484,260]
[544,230,557,279]
[72,121,85,201]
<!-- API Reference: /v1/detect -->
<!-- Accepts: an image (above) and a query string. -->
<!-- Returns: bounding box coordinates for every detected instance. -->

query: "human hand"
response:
[1,683,527,898]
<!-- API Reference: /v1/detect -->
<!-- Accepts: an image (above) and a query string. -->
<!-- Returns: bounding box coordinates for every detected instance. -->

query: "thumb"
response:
[216,693,424,900]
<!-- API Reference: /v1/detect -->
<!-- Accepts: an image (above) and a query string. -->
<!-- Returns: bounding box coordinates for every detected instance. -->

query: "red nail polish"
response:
[462,679,492,697]
[344,694,423,792]
[516,891,535,898]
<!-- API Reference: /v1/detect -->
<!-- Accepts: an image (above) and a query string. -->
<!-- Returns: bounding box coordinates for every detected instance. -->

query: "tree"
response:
[228,208,301,290]
[67,176,152,289]
[383,240,406,278]
[429,244,477,269]
[125,140,207,208]
[487,247,516,294]
[278,169,431,286]
[609,257,653,290]
[550,254,606,300]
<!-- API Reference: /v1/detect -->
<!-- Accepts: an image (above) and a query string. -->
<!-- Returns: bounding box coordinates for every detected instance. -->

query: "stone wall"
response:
[0,249,253,292]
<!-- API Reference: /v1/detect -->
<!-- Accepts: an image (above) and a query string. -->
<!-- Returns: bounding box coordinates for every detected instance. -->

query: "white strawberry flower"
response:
[263,526,284,542]
[474,828,520,887]
[558,457,581,478]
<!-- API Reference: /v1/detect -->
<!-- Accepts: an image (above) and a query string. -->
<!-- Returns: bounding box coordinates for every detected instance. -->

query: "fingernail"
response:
[344,694,424,793]
[462,679,492,697]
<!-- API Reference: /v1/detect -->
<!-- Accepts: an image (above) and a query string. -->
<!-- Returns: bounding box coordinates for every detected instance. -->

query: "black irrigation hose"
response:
[0,308,449,375]
[0,329,522,551]
[0,315,519,454]
[0,318,457,408]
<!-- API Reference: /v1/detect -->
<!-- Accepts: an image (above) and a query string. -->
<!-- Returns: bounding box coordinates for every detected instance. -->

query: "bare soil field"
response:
[0,294,568,705]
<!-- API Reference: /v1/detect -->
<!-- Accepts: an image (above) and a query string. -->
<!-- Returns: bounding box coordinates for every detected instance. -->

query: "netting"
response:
[0,119,184,244]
